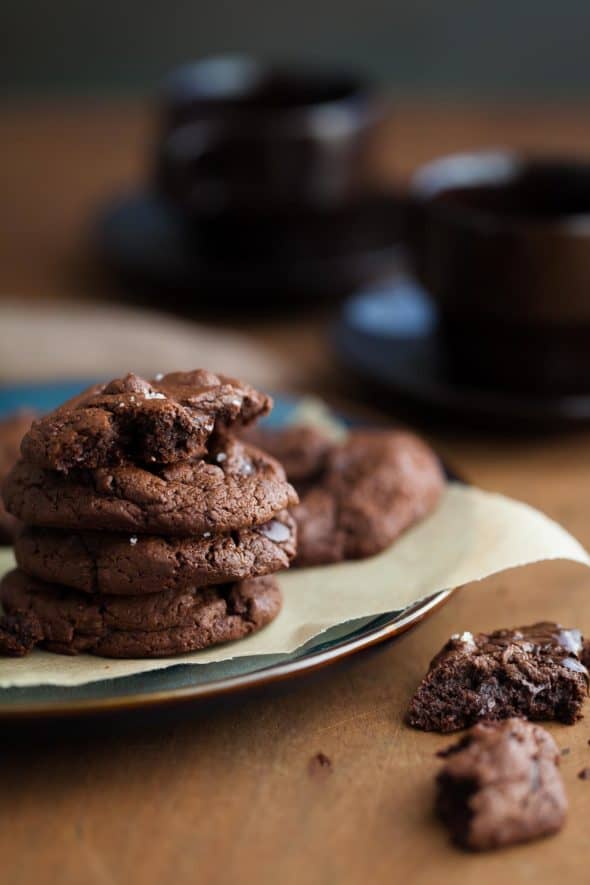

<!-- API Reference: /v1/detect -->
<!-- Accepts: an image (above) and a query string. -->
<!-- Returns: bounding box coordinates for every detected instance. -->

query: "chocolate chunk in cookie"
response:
[20,370,271,471]
[0,411,35,543]
[436,718,567,851]
[15,511,296,595]
[3,438,298,536]
[0,569,281,658]
[292,430,444,566]
[407,623,588,733]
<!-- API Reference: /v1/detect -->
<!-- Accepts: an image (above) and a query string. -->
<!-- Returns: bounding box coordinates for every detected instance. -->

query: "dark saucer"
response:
[332,274,590,429]
[96,191,400,308]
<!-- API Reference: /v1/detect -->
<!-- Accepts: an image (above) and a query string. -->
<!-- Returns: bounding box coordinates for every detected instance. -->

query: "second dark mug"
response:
[155,55,384,215]
[406,151,590,395]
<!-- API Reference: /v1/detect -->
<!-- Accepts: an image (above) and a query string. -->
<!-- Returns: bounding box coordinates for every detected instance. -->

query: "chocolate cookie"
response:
[15,511,296,595]
[436,718,567,851]
[0,411,35,543]
[0,569,281,658]
[292,430,444,566]
[21,370,271,472]
[407,623,588,733]
[3,438,298,536]
[242,425,333,485]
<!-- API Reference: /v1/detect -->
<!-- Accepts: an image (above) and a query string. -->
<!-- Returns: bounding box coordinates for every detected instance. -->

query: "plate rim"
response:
[0,589,452,719]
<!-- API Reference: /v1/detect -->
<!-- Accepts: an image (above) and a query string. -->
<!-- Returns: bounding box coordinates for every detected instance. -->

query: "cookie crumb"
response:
[308,752,333,778]
[561,747,571,756]
[578,768,590,780]
[435,745,455,759]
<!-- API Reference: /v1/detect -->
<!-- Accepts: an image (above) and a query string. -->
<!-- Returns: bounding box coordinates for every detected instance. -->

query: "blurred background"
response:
[3,1,590,99]
[3,2,590,429]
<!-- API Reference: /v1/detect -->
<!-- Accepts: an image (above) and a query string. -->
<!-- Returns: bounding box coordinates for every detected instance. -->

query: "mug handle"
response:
[159,121,227,212]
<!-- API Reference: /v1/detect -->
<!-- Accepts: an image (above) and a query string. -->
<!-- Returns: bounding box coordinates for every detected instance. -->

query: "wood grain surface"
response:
[2,101,590,885]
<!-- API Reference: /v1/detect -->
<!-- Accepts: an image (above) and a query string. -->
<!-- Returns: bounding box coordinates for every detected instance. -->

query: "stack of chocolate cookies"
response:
[0,371,298,658]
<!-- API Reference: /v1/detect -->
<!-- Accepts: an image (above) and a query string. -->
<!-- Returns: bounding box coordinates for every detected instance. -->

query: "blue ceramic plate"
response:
[0,381,451,719]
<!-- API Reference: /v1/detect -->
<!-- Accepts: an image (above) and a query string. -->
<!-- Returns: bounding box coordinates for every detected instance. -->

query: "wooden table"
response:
[2,102,590,885]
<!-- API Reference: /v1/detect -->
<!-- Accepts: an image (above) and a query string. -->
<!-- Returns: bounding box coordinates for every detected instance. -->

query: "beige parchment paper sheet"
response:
[0,482,589,687]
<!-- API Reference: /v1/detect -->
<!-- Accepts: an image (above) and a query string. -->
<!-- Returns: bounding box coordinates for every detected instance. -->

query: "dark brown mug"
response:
[406,151,590,395]
[155,55,384,215]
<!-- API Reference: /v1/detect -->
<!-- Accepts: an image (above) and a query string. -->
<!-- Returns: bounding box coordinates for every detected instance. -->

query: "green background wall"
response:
[3,1,590,98]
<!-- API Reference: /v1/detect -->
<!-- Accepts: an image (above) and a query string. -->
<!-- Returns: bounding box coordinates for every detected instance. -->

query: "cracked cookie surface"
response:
[15,511,296,595]
[0,569,281,658]
[20,370,271,472]
[3,438,298,536]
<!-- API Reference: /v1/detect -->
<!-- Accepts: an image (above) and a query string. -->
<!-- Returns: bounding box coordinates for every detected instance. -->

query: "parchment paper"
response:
[0,482,588,687]
[0,299,295,389]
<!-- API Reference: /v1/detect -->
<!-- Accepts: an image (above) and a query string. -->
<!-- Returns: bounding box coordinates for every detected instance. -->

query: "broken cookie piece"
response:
[436,718,567,851]
[407,623,588,732]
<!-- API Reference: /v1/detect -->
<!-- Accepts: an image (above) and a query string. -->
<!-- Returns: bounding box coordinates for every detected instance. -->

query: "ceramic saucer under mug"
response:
[0,382,451,720]
[333,274,590,430]
[96,192,400,309]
